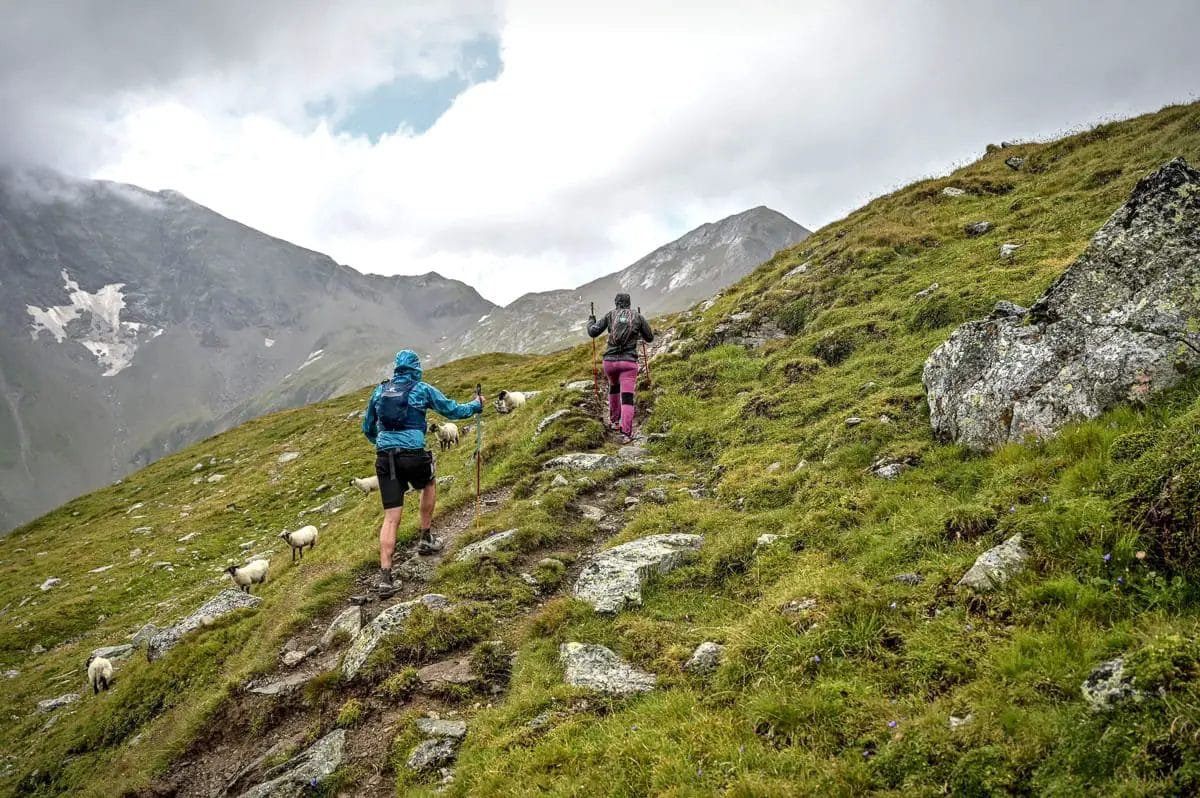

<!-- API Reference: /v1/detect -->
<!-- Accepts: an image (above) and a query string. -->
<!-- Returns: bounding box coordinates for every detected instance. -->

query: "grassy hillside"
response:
[4,101,1200,796]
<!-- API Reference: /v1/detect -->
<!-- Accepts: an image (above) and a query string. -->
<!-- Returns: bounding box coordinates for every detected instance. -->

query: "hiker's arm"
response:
[361,388,380,444]
[640,315,654,343]
[587,311,609,338]
[425,385,482,420]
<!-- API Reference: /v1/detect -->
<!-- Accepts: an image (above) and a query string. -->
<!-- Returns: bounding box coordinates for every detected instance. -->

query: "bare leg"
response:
[419,481,437,530]
[379,506,403,570]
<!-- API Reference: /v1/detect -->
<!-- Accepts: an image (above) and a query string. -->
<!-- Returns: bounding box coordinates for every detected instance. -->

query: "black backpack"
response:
[609,308,639,348]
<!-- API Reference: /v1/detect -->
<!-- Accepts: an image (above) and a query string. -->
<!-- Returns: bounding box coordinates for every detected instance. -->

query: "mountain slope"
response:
[445,206,808,358]
[0,170,495,532]
[3,102,1200,797]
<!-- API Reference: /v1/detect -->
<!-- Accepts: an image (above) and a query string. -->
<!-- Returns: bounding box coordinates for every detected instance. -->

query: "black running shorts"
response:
[374,448,435,509]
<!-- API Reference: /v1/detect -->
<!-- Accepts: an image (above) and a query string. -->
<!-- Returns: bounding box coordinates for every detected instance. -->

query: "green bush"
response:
[336,698,363,728]
[943,503,999,542]
[948,746,1022,797]
[378,668,420,701]
[1109,430,1157,462]
[470,640,513,688]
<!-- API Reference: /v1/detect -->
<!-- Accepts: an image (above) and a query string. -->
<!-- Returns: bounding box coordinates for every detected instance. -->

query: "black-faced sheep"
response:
[278,525,319,563]
[351,475,379,494]
[428,421,460,451]
[86,654,113,694]
[225,559,270,593]
[495,390,527,414]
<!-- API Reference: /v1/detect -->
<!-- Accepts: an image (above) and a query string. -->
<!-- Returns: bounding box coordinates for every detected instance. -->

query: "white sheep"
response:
[86,655,113,694]
[495,390,527,414]
[428,421,460,451]
[351,475,379,494]
[225,559,270,593]
[278,525,319,563]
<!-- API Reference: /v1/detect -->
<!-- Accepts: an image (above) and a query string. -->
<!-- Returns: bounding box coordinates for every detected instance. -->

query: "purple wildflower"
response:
[889,601,897,610]
[1117,576,1124,585]
[888,720,898,728]
[1103,552,1112,563]
[811,654,822,664]
[964,623,973,632]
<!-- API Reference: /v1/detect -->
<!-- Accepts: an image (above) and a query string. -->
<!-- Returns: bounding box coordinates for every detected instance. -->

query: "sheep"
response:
[428,421,460,451]
[351,475,379,494]
[86,654,113,694]
[278,525,319,563]
[224,559,270,593]
[495,390,527,414]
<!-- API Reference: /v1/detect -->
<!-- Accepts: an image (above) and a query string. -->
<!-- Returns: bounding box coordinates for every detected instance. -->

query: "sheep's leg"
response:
[93,683,99,695]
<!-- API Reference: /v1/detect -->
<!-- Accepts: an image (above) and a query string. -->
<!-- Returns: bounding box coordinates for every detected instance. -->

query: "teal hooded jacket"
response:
[362,350,481,451]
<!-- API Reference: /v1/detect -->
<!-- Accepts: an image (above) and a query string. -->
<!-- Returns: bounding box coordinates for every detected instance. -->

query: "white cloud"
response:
[12,1,1200,305]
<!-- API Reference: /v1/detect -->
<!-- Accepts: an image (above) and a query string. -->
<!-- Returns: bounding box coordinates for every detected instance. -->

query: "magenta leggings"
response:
[603,359,639,436]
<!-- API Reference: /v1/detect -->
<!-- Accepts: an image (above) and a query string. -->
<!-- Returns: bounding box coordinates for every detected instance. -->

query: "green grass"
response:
[4,101,1200,796]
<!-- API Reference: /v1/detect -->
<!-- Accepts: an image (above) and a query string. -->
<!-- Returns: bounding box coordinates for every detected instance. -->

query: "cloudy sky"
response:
[2,0,1198,305]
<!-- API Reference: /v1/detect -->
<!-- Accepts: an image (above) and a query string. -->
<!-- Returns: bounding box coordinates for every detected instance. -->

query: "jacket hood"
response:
[392,350,423,381]
[614,292,632,309]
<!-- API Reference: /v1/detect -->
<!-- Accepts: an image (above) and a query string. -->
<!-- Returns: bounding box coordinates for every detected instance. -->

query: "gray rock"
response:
[560,643,656,696]
[1082,657,1143,712]
[957,534,1028,591]
[395,555,437,582]
[990,300,1027,319]
[563,380,592,392]
[276,451,300,464]
[873,462,907,480]
[247,672,311,696]
[148,589,262,661]
[683,642,725,674]
[177,532,198,543]
[130,623,160,649]
[845,417,864,427]
[39,578,61,591]
[206,473,226,483]
[535,409,572,436]
[965,220,992,237]
[192,462,205,472]
[784,261,810,279]
[89,564,115,573]
[999,242,1022,259]
[30,643,45,654]
[1004,155,1026,170]
[237,729,346,798]
[782,597,818,614]
[914,282,940,298]
[893,573,924,586]
[925,160,1200,450]
[576,504,607,522]
[755,534,781,549]
[572,533,703,613]
[341,594,451,679]
[4,669,18,679]
[406,737,459,771]
[302,493,347,516]
[551,474,569,488]
[280,650,307,668]
[941,186,967,197]
[544,453,619,471]
[37,693,81,713]
[616,444,649,461]
[454,529,518,562]
[318,606,363,651]
[90,644,133,661]
[645,488,668,504]
[416,718,467,739]
[417,658,475,687]
[949,714,975,730]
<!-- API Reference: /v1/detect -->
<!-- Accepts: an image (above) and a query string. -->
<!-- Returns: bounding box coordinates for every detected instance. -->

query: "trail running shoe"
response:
[376,567,397,599]
[416,529,444,555]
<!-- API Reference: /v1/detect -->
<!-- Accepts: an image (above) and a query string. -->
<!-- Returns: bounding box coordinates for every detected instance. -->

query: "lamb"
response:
[495,390,527,414]
[86,654,113,694]
[428,421,460,451]
[278,525,319,563]
[224,559,270,593]
[351,475,379,494]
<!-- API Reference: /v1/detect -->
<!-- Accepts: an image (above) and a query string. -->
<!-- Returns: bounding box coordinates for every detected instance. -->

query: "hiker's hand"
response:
[475,394,486,412]
[588,315,596,324]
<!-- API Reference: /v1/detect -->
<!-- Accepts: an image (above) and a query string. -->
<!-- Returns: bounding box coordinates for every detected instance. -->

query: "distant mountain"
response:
[0,169,495,532]
[443,207,809,359]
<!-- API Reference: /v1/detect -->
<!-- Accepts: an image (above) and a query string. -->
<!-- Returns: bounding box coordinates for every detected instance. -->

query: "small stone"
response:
[177,533,198,543]
[766,462,782,473]
[240,542,253,550]
[406,738,459,771]
[4,669,18,679]
[415,718,468,739]
[91,644,134,661]
[560,642,657,696]
[129,548,143,558]
[873,463,906,480]
[37,693,80,713]
[1004,155,1025,170]
[551,474,569,488]
[543,453,619,471]
[623,497,640,507]
[957,534,1029,591]
[941,186,967,197]
[576,504,606,522]
[845,417,864,427]
[417,658,475,688]
[132,526,153,534]
[645,488,668,504]
[965,221,992,237]
[39,578,60,591]
[572,534,703,613]
[239,730,346,798]
[281,650,308,668]
[206,473,226,483]
[454,529,519,562]
[949,714,975,730]
[914,282,940,298]
[535,409,572,437]
[192,463,204,472]
[755,534,781,549]
[151,561,173,570]
[30,643,46,654]
[277,451,301,464]
[999,242,1022,259]
[893,573,924,586]
[878,414,892,424]
[783,597,818,614]
[1082,658,1143,712]
[312,484,331,495]
[683,642,725,674]
[784,261,811,279]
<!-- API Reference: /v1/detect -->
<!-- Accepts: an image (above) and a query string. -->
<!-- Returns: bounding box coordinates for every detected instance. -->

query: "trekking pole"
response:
[589,302,602,415]
[638,306,652,385]
[474,383,483,529]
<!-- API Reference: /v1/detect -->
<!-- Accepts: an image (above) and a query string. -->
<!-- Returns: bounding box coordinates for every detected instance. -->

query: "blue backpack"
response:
[377,379,426,432]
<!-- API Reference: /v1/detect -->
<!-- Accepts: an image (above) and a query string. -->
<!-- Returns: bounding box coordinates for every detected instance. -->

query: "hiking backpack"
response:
[376,379,426,432]
[609,307,639,348]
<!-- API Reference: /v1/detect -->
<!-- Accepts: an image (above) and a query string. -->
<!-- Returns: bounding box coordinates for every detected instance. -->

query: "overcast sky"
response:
[2,0,1198,305]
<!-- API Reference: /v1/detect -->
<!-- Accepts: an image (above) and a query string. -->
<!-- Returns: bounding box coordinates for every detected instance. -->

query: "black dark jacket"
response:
[587,309,654,362]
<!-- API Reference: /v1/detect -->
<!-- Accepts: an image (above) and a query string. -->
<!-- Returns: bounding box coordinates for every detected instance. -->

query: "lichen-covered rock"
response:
[684,642,725,674]
[572,534,703,613]
[925,159,1200,450]
[417,658,475,688]
[341,594,451,680]
[90,644,133,661]
[1082,657,1143,712]
[543,453,619,471]
[535,409,571,436]
[406,737,459,771]
[454,529,518,562]
[36,693,80,713]
[560,642,657,695]
[416,718,467,739]
[317,606,363,651]
[148,589,261,660]
[130,623,160,649]
[237,729,345,798]
[957,535,1028,591]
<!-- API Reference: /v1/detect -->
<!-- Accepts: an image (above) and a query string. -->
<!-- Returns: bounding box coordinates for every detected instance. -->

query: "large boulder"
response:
[237,729,346,798]
[560,642,657,696]
[924,159,1200,450]
[148,589,262,661]
[317,606,363,651]
[341,594,451,680]
[572,534,703,613]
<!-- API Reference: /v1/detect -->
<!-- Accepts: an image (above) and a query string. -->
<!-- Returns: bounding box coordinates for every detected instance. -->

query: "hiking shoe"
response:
[621,434,635,445]
[376,567,397,599]
[416,529,444,555]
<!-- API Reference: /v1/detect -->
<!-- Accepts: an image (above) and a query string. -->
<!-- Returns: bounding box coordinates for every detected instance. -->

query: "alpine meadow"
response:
[3,101,1200,797]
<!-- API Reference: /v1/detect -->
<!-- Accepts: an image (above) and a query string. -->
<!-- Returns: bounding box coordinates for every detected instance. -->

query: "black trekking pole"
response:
[638,306,652,386]
[474,383,483,529]
[589,302,602,415]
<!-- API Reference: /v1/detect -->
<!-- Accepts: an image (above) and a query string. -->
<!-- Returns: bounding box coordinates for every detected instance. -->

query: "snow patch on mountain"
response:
[26,269,161,376]
[297,349,325,370]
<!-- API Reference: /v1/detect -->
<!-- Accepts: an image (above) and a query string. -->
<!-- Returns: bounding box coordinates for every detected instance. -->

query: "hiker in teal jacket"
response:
[362,350,482,597]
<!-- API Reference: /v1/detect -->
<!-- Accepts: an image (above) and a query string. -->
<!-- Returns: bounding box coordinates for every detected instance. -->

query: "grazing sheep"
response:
[86,655,113,694]
[496,390,527,414]
[351,475,379,494]
[428,421,460,451]
[278,525,319,563]
[224,559,270,593]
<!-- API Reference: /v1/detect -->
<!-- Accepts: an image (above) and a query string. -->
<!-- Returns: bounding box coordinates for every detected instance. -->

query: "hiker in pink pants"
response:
[587,293,654,443]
